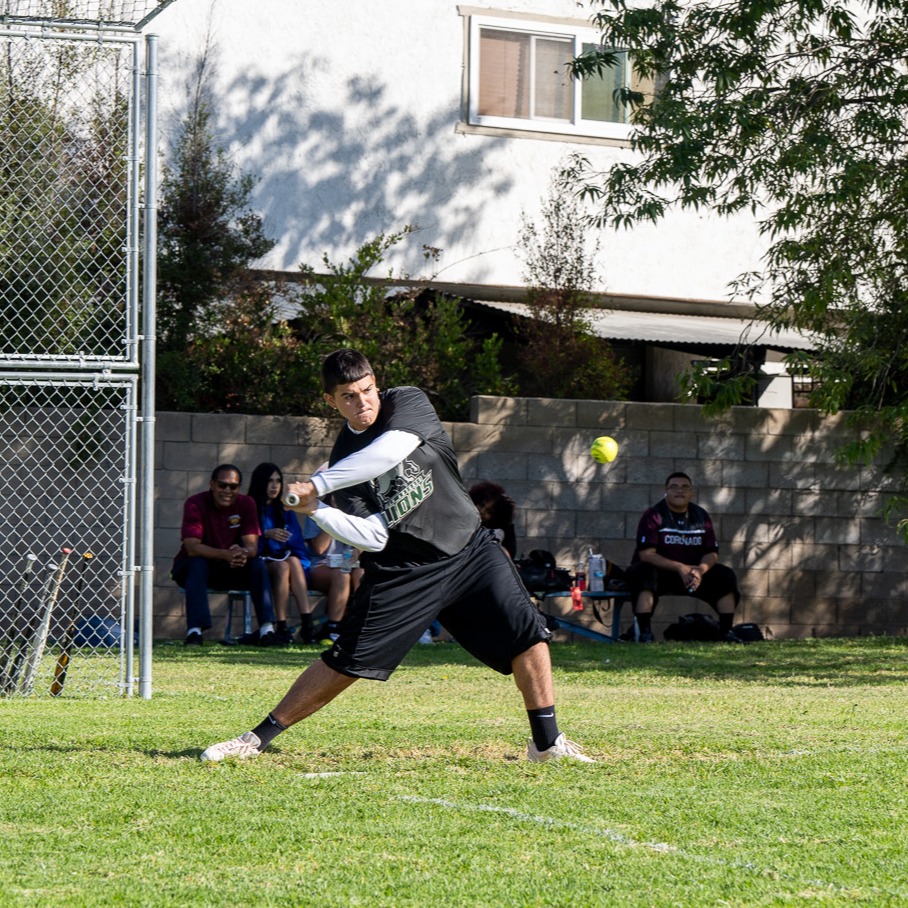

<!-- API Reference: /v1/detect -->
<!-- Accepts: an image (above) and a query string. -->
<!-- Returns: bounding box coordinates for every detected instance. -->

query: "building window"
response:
[467,13,648,140]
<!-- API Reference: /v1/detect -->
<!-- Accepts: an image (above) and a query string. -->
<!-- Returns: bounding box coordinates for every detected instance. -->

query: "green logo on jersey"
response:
[374,459,435,527]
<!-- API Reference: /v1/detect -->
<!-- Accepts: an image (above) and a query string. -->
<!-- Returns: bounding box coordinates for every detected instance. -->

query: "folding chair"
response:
[207,589,253,645]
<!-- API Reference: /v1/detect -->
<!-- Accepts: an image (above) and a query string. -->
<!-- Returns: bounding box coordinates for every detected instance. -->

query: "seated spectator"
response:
[624,471,741,643]
[247,463,313,646]
[469,480,517,558]
[171,464,276,646]
[302,523,356,645]
[295,464,360,645]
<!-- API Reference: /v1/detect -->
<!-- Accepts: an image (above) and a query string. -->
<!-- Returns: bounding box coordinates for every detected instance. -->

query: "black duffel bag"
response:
[663,612,723,642]
[514,549,573,595]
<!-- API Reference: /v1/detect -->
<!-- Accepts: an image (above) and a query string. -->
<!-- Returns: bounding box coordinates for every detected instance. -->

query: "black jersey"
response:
[632,499,719,566]
[329,386,480,567]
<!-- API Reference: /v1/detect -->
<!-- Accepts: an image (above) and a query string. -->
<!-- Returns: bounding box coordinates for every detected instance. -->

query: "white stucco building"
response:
[148,0,810,402]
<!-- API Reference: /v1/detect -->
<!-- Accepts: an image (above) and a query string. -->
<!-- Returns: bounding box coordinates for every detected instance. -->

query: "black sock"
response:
[527,706,560,751]
[251,713,289,750]
[299,613,314,643]
[276,620,288,632]
[718,612,734,633]
[635,612,652,634]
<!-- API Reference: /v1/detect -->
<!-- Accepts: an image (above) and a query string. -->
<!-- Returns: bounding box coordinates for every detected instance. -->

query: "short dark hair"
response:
[322,348,374,394]
[211,464,242,483]
[665,471,692,487]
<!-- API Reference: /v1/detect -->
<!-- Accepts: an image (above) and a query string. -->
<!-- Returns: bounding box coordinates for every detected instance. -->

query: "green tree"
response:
[175,276,320,415]
[293,228,516,421]
[155,43,275,409]
[156,46,274,354]
[516,172,630,400]
[569,0,908,536]
[165,226,515,420]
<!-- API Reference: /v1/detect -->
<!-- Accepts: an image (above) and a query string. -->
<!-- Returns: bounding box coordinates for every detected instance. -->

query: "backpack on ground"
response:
[663,613,723,642]
[732,622,765,642]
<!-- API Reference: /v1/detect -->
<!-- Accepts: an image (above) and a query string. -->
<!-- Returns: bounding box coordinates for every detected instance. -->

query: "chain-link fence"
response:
[1,1,172,29]
[1,13,156,696]
[0,375,137,697]
[1,28,139,365]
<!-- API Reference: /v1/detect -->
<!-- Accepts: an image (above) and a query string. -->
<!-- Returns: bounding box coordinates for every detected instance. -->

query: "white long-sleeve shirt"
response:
[306,429,422,552]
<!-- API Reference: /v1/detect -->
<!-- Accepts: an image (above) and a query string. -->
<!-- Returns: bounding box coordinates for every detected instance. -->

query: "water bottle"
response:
[574,559,586,592]
[589,553,605,592]
[341,545,353,574]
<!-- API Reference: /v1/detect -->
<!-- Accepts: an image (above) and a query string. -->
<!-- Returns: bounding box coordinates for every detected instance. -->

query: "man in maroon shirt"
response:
[625,471,740,642]
[171,464,276,646]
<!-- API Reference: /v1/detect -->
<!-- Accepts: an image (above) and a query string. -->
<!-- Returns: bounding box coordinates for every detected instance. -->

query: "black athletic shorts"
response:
[624,561,740,609]
[322,528,551,681]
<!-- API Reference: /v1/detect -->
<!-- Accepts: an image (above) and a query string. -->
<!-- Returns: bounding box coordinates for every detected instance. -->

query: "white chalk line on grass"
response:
[398,795,675,853]
[298,771,367,779]
[397,795,907,900]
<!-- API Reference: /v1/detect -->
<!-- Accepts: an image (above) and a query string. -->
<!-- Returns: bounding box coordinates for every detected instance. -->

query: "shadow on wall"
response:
[179,52,518,278]
[456,399,904,637]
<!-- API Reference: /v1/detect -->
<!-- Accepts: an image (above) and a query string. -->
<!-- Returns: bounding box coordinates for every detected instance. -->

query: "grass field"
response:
[2,636,907,907]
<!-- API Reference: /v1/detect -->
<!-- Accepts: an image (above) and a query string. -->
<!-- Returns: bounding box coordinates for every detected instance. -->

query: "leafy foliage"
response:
[156,276,320,414]
[570,0,908,535]
[516,172,630,400]
[156,48,274,354]
[291,230,516,420]
[158,217,515,418]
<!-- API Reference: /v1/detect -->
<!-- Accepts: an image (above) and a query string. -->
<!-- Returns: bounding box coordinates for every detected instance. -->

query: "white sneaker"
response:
[527,732,595,763]
[200,731,262,762]
[418,629,433,644]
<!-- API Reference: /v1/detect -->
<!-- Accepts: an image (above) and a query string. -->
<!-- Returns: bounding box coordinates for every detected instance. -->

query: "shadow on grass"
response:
[153,636,908,688]
[13,742,203,761]
[551,636,908,688]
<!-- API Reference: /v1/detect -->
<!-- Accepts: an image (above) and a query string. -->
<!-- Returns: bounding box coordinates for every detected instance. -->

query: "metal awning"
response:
[471,300,817,351]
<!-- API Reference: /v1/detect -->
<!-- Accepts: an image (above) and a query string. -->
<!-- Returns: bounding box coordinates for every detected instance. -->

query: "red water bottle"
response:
[571,584,583,611]
[575,560,586,592]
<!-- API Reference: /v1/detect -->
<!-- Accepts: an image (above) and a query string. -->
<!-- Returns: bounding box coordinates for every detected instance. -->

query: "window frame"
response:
[466,12,633,141]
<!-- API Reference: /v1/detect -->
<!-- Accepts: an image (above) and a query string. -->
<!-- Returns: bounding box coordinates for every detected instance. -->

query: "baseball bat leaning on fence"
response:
[14,548,72,697]
[5,558,56,696]
[51,550,93,697]
[0,553,39,695]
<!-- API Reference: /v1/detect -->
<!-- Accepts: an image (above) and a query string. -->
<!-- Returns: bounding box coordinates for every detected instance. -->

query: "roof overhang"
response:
[252,271,819,353]
[468,299,817,352]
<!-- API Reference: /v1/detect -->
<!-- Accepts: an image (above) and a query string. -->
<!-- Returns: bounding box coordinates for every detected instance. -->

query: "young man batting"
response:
[201,348,592,763]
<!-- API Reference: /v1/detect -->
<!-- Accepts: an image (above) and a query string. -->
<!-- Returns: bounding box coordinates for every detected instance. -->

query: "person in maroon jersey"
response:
[624,471,740,642]
[171,464,277,646]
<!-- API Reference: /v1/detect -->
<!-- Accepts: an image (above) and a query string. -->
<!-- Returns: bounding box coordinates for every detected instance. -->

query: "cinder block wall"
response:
[153,399,908,640]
